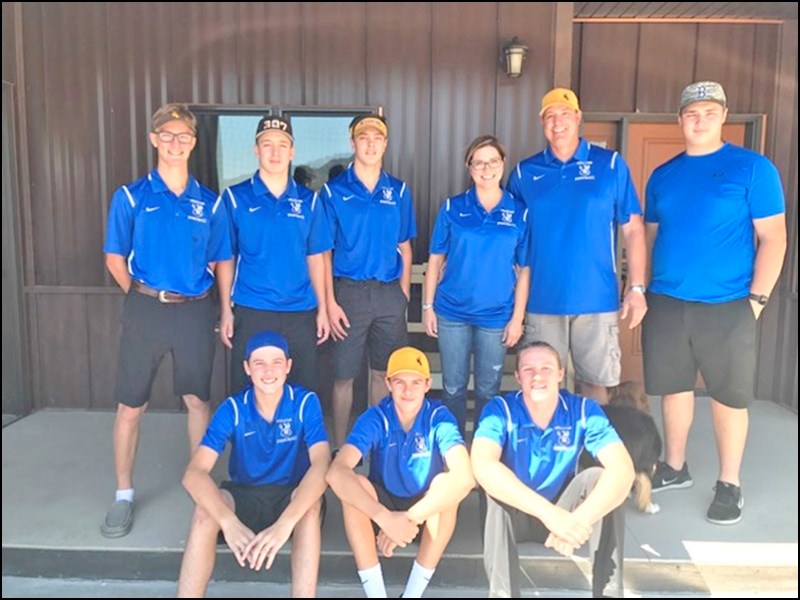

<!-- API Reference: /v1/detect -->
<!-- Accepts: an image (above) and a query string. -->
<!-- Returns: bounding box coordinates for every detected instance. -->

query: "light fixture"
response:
[502,37,529,78]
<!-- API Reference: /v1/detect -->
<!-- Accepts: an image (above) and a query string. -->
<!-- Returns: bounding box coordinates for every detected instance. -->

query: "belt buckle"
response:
[158,290,170,303]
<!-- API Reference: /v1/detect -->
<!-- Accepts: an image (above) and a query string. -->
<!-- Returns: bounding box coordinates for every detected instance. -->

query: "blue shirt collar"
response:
[345,163,391,194]
[147,169,201,198]
[250,171,299,202]
[543,138,591,165]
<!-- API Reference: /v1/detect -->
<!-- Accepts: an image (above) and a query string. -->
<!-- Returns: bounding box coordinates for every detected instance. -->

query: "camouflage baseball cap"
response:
[679,81,727,111]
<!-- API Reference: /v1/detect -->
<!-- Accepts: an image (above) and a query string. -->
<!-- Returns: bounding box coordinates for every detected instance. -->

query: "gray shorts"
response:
[523,311,621,386]
[331,278,408,379]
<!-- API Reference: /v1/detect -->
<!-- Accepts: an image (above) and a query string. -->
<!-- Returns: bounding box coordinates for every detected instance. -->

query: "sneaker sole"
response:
[100,521,133,538]
[705,513,743,525]
[651,479,694,494]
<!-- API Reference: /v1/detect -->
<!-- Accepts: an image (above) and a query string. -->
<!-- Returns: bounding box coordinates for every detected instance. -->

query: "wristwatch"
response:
[629,285,646,294]
[422,303,434,310]
[749,293,769,306]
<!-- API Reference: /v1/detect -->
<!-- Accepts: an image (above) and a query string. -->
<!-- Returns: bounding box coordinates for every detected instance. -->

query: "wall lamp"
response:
[502,37,529,78]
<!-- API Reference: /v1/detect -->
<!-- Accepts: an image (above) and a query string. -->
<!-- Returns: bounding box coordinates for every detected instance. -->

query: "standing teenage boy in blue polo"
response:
[472,341,634,597]
[177,331,330,597]
[102,103,231,538]
[218,116,332,394]
[643,82,786,525]
[326,346,474,598]
[322,114,417,448]
[508,88,647,404]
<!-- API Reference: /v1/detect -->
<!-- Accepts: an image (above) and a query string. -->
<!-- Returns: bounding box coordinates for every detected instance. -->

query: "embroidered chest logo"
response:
[414,433,428,453]
[379,188,396,205]
[278,420,293,438]
[188,200,208,223]
[575,161,595,181]
[288,199,305,219]
[499,209,515,226]
[553,426,573,450]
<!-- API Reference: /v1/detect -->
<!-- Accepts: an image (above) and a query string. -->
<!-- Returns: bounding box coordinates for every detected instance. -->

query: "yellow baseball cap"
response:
[539,87,580,115]
[386,347,430,379]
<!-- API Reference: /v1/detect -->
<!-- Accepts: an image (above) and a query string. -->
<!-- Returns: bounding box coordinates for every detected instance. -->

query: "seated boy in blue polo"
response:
[326,346,475,598]
[471,341,634,598]
[177,331,330,597]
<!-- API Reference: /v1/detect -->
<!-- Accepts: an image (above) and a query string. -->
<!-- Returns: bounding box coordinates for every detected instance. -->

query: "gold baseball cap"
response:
[539,88,580,116]
[386,347,430,379]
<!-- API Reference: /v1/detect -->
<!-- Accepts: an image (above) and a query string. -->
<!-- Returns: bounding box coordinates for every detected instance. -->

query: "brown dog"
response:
[606,381,661,512]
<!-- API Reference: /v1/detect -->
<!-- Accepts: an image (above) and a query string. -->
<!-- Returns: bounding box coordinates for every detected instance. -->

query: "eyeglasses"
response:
[469,157,504,171]
[155,131,195,144]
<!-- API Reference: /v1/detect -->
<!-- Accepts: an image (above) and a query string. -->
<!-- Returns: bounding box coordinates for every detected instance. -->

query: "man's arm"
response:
[570,441,634,527]
[422,253,445,338]
[406,443,474,525]
[183,445,254,566]
[398,240,413,300]
[324,250,350,340]
[750,213,787,319]
[644,222,658,285]
[326,444,418,546]
[471,437,591,549]
[620,214,648,328]
[216,258,235,349]
[105,253,132,293]
[307,252,330,344]
[244,441,331,570]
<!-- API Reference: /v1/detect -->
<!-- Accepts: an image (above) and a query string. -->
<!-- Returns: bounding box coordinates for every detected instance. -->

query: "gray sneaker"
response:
[100,499,134,538]
[651,461,693,492]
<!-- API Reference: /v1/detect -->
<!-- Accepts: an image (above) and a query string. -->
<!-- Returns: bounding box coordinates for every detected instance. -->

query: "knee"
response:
[184,394,210,414]
[300,496,324,525]
[116,404,145,426]
[190,504,220,532]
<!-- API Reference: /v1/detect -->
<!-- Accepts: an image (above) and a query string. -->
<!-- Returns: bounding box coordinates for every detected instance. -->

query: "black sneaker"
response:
[706,481,743,525]
[651,461,693,492]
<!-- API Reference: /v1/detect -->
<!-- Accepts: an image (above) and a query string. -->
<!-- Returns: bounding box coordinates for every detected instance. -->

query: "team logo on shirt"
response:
[288,198,305,219]
[499,209,515,226]
[553,426,573,450]
[379,188,396,205]
[276,419,296,443]
[188,199,208,223]
[411,433,430,458]
[575,161,595,182]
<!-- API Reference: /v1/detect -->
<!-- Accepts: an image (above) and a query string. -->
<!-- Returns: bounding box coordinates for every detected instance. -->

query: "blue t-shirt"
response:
[508,139,641,314]
[104,170,231,296]
[429,187,529,328]
[645,143,785,303]
[223,174,333,311]
[321,165,416,282]
[473,389,621,501]
[346,397,464,498]
[201,383,328,487]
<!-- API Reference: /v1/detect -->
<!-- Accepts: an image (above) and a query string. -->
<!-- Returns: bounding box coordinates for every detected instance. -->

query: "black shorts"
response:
[332,278,408,379]
[114,291,216,407]
[229,306,318,394]
[370,479,424,540]
[642,293,756,409]
[218,482,327,542]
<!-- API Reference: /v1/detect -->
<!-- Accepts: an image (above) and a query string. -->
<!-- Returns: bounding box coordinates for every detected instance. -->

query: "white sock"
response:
[115,488,134,503]
[357,563,387,598]
[402,560,435,598]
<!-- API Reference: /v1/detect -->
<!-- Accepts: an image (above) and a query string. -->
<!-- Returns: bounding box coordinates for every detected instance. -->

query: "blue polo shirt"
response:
[201,383,328,487]
[346,396,464,498]
[321,165,416,282]
[224,173,333,311]
[508,139,641,315]
[104,170,231,296]
[474,389,621,501]
[645,143,785,303]
[430,187,529,328]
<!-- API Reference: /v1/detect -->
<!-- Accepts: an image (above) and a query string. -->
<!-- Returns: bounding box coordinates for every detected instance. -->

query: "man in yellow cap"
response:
[508,88,647,405]
[326,346,474,598]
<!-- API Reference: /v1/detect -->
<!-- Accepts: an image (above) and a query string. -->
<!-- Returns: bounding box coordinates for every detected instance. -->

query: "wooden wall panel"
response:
[86,293,123,409]
[302,2,367,106]
[35,294,90,408]
[578,23,638,112]
[635,24,697,113]
[365,3,433,263]
[695,24,756,111]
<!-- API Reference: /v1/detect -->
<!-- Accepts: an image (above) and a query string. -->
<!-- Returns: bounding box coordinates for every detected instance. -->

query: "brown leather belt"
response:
[131,280,210,304]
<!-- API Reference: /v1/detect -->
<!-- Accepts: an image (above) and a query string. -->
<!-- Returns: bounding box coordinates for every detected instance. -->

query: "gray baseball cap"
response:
[680,81,727,111]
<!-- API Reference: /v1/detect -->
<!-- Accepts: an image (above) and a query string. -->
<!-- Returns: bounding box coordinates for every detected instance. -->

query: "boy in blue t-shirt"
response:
[177,331,330,597]
[326,347,474,598]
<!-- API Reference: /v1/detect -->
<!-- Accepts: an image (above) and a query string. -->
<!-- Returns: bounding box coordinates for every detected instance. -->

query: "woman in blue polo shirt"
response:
[423,135,530,435]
